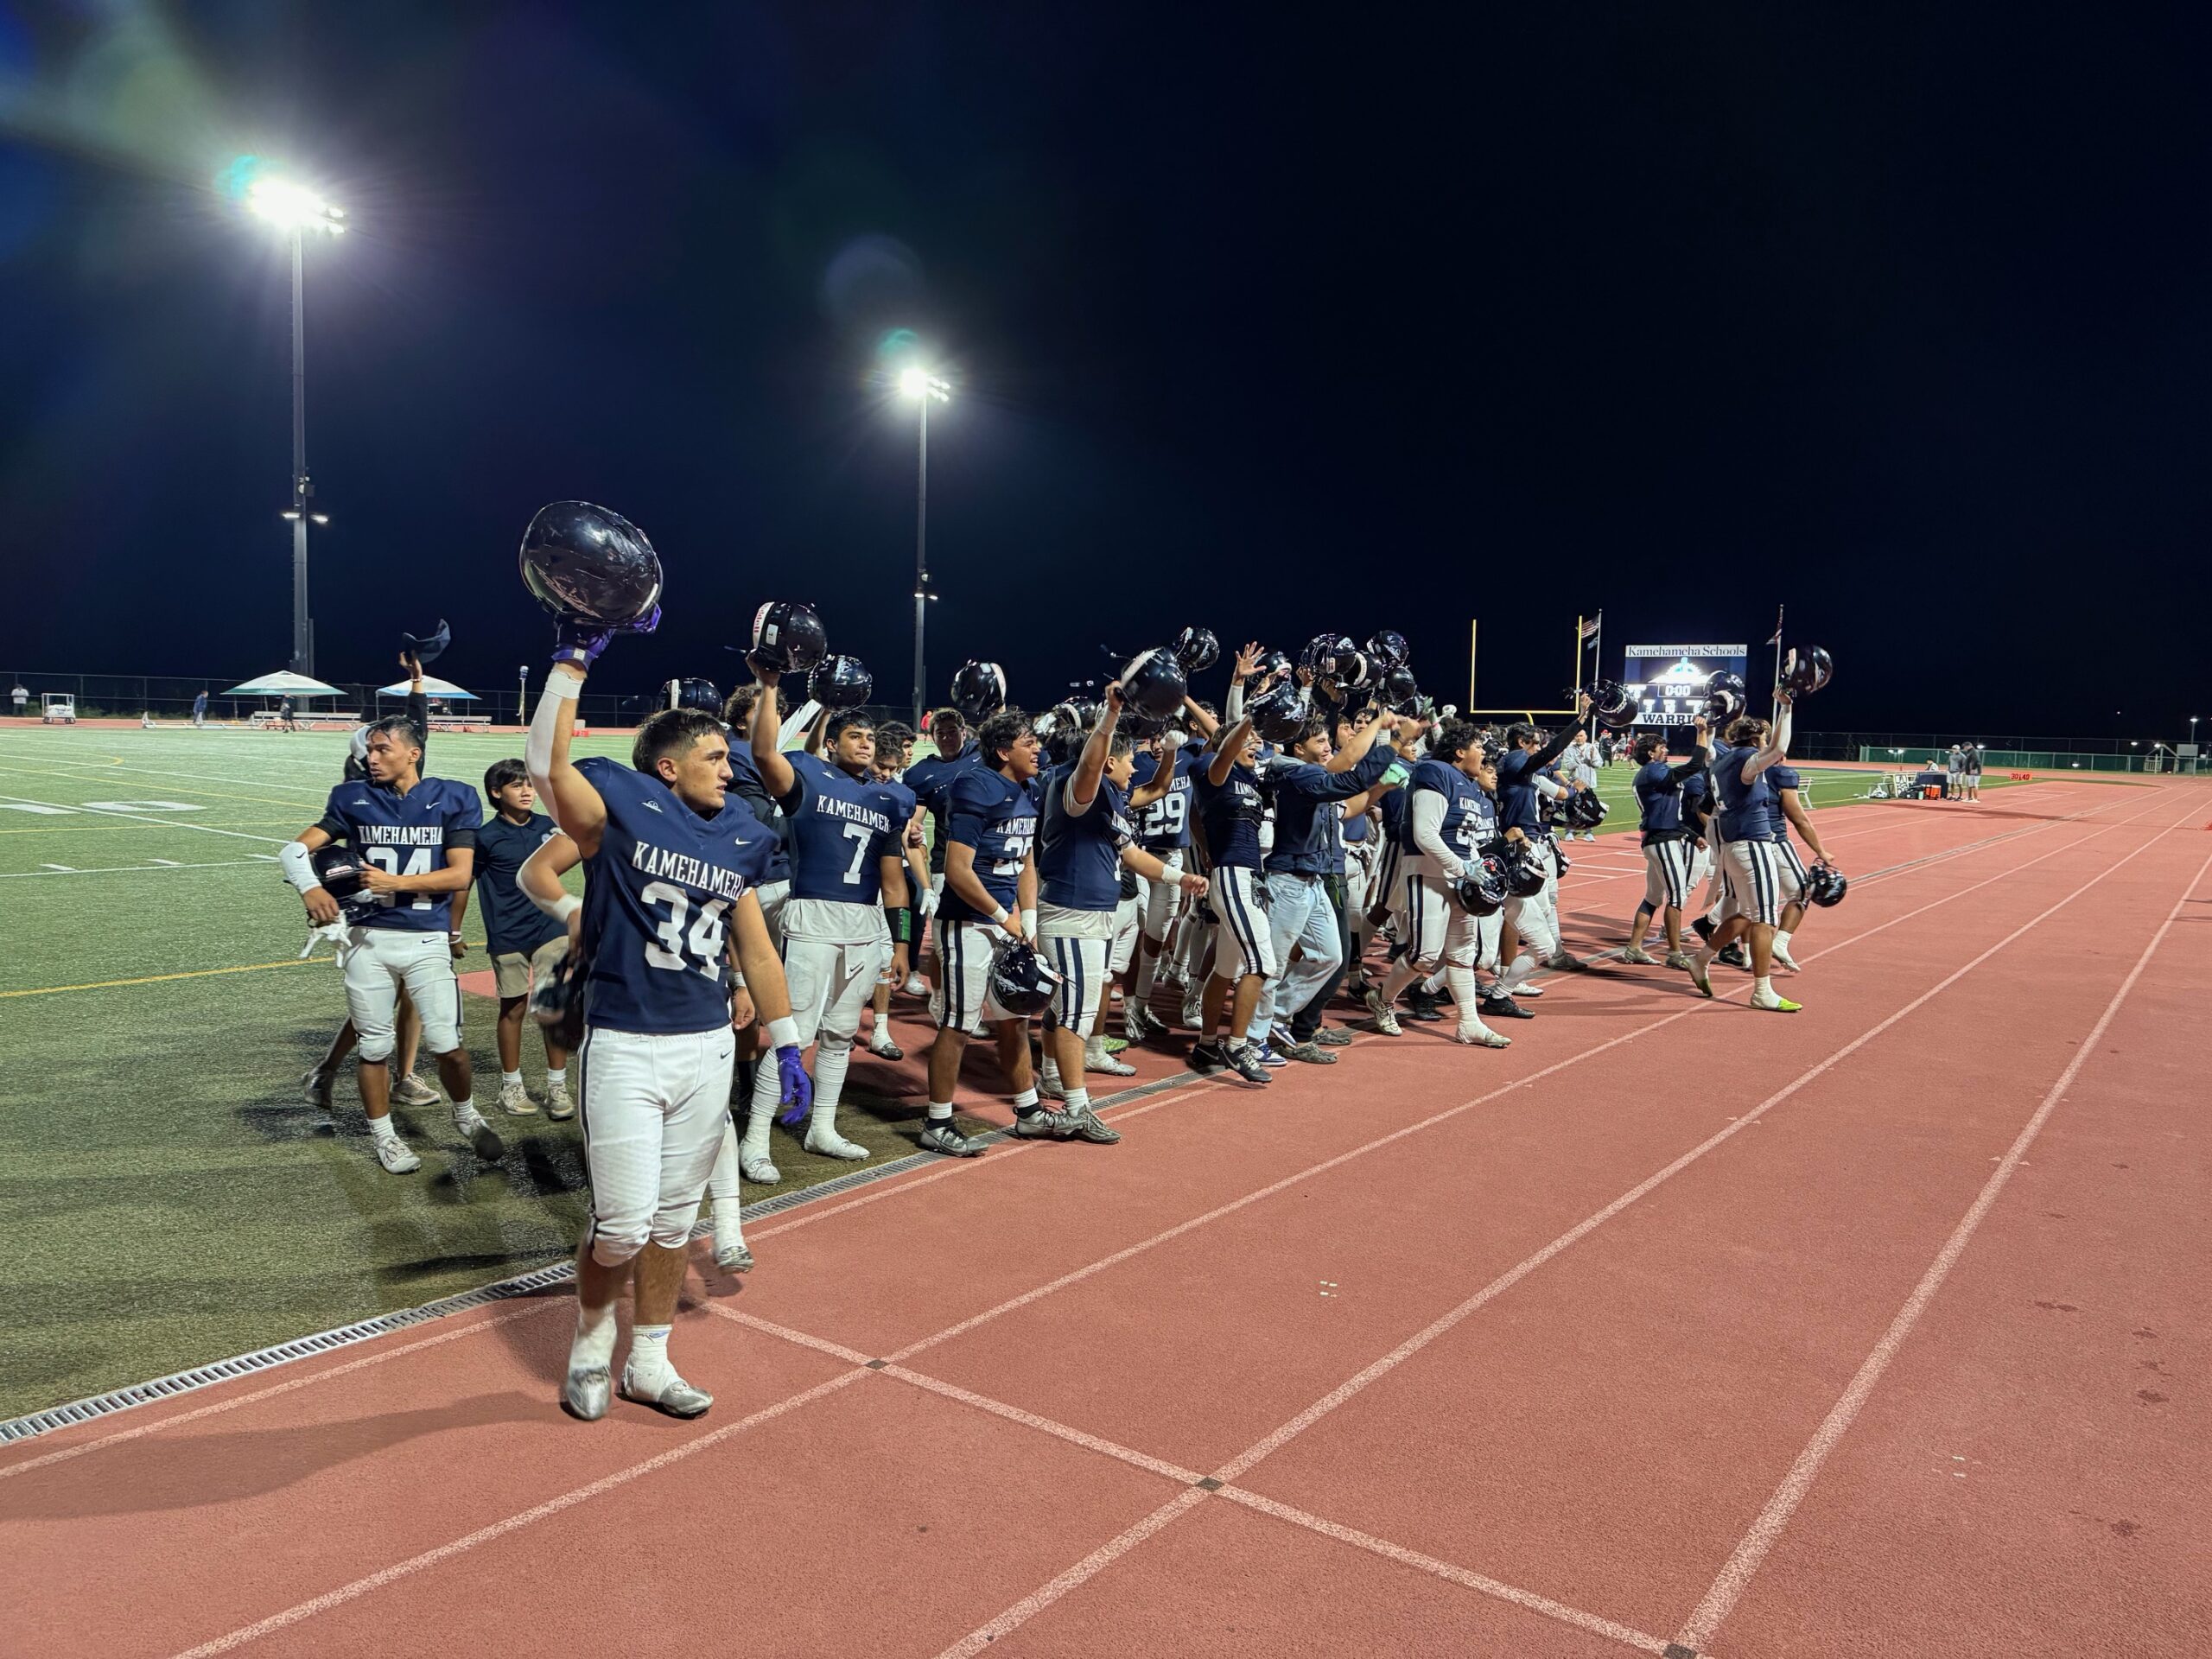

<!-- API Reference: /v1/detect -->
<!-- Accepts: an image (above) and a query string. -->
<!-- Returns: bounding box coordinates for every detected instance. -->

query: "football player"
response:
[865,721,925,1058]
[1622,720,1710,966]
[1764,757,1836,972]
[1688,696,1802,1011]
[1187,709,1279,1083]
[1489,697,1591,1001]
[524,641,809,1421]
[451,758,574,1117]
[1123,720,1201,1042]
[1363,717,1511,1046]
[279,715,499,1173]
[920,708,1051,1156]
[901,706,977,994]
[1254,708,1399,1062]
[1033,684,1203,1138]
[730,682,909,1181]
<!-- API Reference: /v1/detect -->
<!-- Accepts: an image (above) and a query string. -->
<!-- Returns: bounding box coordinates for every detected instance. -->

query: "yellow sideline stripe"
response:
[0,958,321,998]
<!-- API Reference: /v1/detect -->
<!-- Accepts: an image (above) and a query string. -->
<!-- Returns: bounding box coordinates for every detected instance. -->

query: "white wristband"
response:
[987,905,1010,927]
[279,839,321,895]
[1020,908,1037,939]
[546,893,582,923]
[545,669,583,702]
[767,1015,800,1050]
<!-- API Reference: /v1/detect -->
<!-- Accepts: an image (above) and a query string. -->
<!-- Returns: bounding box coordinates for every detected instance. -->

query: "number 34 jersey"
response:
[315,776,482,933]
[576,755,774,1035]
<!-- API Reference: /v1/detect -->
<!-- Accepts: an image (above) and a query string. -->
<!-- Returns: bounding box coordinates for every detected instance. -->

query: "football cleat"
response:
[1404,988,1446,1021]
[1451,1023,1511,1048]
[1662,950,1698,971]
[1224,1043,1272,1084]
[803,1128,870,1161]
[1480,995,1533,1020]
[1620,945,1659,965]
[1037,1070,1067,1101]
[562,1365,612,1422]
[1085,1051,1137,1077]
[741,1155,782,1185]
[918,1122,984,1158]
[1751,990,1803,1013]
[1068,1109,1122,1145]
[302,1066,335,1111]
[1180,989,1206,1030]
[620,1366,713,1419]
[1687,950,1716,997]
[1362,988,1402,1035]
[1124,1004,1170,1044]
[866,1034,906,1061]
[1011,1107,1080,1140]
[1186,1039,1230,1074]
[901,973,931,997]
[715,1241,755,1274]
[1541,950,1586,972]
[1772,948,1802,973]
[1717,943,1751,969]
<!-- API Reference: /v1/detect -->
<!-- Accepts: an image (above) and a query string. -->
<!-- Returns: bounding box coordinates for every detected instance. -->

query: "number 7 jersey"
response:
[575,755,775,1035]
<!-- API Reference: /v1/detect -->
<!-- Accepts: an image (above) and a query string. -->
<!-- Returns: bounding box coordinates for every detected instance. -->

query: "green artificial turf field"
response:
[0,726,1907,1421]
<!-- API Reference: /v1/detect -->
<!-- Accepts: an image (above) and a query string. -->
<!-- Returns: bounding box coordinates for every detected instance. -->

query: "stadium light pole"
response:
[247,177,346,676]
[899,365,951,728]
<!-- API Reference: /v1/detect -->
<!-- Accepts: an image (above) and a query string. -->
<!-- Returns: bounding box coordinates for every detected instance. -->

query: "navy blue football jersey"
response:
[726,746,792,884]
[1713,744,1777,843]
[1633,759,1689,838]
[1195,761,1268,869]
[777,751,899,906]
[1038,766,1135,911]
[904,746,985,874]
[1130,745,1199,852]
[1493,746,1548,834]
[315,776,480,932]
[1398,759,1496,870]
[937,767,1041,924]
[575,756,773,1035]
[1765,763,1802,841]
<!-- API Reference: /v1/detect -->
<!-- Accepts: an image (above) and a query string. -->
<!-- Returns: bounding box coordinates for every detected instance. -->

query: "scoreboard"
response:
[1622,644,1748,728]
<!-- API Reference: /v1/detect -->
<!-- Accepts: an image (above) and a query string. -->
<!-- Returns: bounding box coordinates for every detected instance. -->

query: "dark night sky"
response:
[3,3,2208,739]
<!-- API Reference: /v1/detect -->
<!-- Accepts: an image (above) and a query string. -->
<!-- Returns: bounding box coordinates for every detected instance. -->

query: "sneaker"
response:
[1362,987,1402,1035]
[497,1079,539,1116]
[452,1103,505,1161]
[1620,945,1658,966]
[1451,1022,1512,1048]
[1012,1106,1080,1140]
[1480,994,1534,1020]
[901,973,930,998]
[562,1364,611,1421]
[1663,950,1698,971]
[1511,979,1546,998]
[803,1127,871,1161]
[1280,1039,1338,1065]
[1313,1026,1355,1046]
[1224,1042,1272,1084]
[866,1034,906,1060]
[302,1066,335,1111]
[1750,989,1803,1013]
[918,1122,984,1158]
[1687,950,1716,997]
[1186,1039,1229,1074]
[1085,1048,1137,1077]
[392,1072,440,1107]
[741,1155,782,1185]
[1038,1071,1068,1102]
[619,1365,713,1419]
[544,1079,575,1120]
[1068,1109,1122,1145]
[1542,950,1586,972]
[1255,1043,1288,1069]
[715,1240,755,1273]
[372,1133,422,1174]
[1124,1005,1170,1044]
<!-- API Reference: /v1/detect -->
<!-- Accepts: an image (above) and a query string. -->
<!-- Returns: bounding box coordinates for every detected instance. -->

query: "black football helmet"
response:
[1586,678,1641,732]
[950,659,1007,721]
[1564,790,1608,830]
[1802,862,1847,907]
[809,653,874,711]
[1702,671,1746,724]
[1501,846,1548,898]
[530,945,588,1050]
[1378,664,1422,715]
[1253,647,1294,684]
[1781,645,1834,698]
[749,600,829,674]
[1364,629,1410,671]
[1120,647,1189,721]
[1327,649,1372,690]
[309,843,378,919]
[1247,680,1312,743]
[1035,702,1090,767]
[519,501,664,626]
[1300,632,1358,679]
[399,619,450,665]
[1454,857,1506,917]
[1170,626,1220,676]
[664,677,721,714]
[987,937,1061,1017]
[1122,711,1170,739]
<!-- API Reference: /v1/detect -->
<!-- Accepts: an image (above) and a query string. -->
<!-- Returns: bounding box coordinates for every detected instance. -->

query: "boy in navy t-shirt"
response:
[453,759,574,1119]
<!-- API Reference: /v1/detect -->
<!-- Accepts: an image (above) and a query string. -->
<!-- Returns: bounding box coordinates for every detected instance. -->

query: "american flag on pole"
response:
[1767,605,1784,645]
[1580,610,1603,642]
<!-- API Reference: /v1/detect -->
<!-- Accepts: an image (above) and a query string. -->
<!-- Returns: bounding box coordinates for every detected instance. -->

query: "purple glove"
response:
[551,604,661,670]
[773,1044,813,1127]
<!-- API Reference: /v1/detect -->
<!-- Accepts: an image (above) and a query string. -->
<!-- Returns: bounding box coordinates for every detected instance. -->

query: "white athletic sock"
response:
[628,1323,673,1381]
[1421,969,1447,995]
[743,1055,780,1160]
[367,1115,402,1145]
[1755,975,1774,998]
[1501,956,1535,992]
[1379,960,1421,1004]
[1013,1086,1039,1112]
[1774,929,1795,956]
[1065,1087,1090,1114]
[570,1298,617,1371]
[545,1066,567,1086]
[1084,1031,1111,1065]
[1039,1058,1061,1086]
[1444,964,1478,1012]
[502,1069,524,1088]
[809,1041,854,1138]
[926,1101,955,1122]
[709,1119,742,1211]
[1135,949,1161,1002]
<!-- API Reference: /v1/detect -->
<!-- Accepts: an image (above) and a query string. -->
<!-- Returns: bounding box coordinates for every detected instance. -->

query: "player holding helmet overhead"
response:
[1622,718,1710,965]
[1687,693,1802,1011]
[921,706,1054,1156]
[1488,695,1591,1000]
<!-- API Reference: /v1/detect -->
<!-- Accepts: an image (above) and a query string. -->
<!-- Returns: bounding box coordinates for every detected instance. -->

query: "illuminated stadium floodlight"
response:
[243,171,345,674]
[895,365,951,725]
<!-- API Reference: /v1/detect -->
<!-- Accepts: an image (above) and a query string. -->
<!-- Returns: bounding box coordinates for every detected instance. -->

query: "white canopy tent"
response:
[222,670,346,698]
[374,675,478,700]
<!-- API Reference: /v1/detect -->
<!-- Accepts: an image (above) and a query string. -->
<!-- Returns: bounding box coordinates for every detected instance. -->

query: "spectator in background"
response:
[10,683,28,717]
[277,696,297,731]
[193,689,209,728]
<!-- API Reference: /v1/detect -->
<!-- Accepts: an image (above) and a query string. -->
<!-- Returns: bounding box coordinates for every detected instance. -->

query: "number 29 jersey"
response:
[936,766,1040,926]
[576,756,774,1035]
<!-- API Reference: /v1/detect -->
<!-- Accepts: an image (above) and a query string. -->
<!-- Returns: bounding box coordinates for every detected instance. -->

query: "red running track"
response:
[3,779,2207,1658]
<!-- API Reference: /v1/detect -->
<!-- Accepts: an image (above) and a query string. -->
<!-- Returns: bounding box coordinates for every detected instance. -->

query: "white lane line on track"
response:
[1673,842,2212,1653]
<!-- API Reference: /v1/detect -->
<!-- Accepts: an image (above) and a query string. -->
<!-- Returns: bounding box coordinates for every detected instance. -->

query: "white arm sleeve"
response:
[1224,682,1245,724]
[1410,790,1466,880]
[778,699,823,749]
[280,839,321,894]
[1535,773,1568,800]
[526,673,582,812]
[518,836,582,923]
